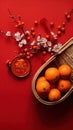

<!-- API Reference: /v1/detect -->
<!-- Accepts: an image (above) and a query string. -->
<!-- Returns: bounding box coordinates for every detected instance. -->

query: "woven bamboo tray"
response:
[32,37,73,105]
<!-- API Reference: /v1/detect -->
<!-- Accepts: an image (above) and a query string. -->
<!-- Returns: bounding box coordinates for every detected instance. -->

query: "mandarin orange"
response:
[45,67,60,82]
[48,88,61,101]
[58,79,71,92]
[36,76,46,84]
[36,80,50,98]
[58,64,72,79]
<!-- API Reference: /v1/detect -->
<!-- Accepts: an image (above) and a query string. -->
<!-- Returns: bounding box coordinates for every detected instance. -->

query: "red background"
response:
[0,0,73,130]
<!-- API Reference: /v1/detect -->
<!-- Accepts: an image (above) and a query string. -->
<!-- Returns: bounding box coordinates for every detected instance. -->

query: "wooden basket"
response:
[32,37,73,105]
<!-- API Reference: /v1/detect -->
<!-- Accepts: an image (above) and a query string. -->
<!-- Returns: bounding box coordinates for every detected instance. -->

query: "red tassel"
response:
[40,18,56,43]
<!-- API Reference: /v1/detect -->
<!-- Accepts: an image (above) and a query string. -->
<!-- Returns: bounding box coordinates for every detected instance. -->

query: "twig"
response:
[8,8,18,23]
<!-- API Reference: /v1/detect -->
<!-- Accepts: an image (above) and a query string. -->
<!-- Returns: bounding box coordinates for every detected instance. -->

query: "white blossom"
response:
[51,32,57,40]
[38,37,48,48]
[18,39,27,48]
[37,35,41,41]
[37,35,53,49]
[47,41,52,46]
[21,33,25,38]
[42,43,48,48]
[6,31,12,37]
[25,30,31,35]
[37,42,41,46]
[52,43,62,52]
[57,43,62,48]
[30,41,36,46]
[48,47,52,52]
[40,37,47,43]
[14,32,21,41]
[18,43,23,48]
[19,39,27,45]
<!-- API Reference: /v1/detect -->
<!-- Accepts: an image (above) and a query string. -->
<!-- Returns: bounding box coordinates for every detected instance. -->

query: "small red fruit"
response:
[34,20,38,26]
[57,31,61,36]
[50,22,54,28]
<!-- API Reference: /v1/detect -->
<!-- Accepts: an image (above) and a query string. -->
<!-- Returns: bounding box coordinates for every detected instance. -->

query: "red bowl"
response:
[10,56,31,78]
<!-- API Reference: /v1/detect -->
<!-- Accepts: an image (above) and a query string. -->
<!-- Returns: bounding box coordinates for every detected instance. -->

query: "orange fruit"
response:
[45,67,60,82]
[58,79,71,92]
[36,80,50,99]
[58,64,72,79]
[36,76,46,84]
[48,88,61,101]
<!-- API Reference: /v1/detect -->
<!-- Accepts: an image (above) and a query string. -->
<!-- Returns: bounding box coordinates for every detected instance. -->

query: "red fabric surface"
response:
[0,0,73,130]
